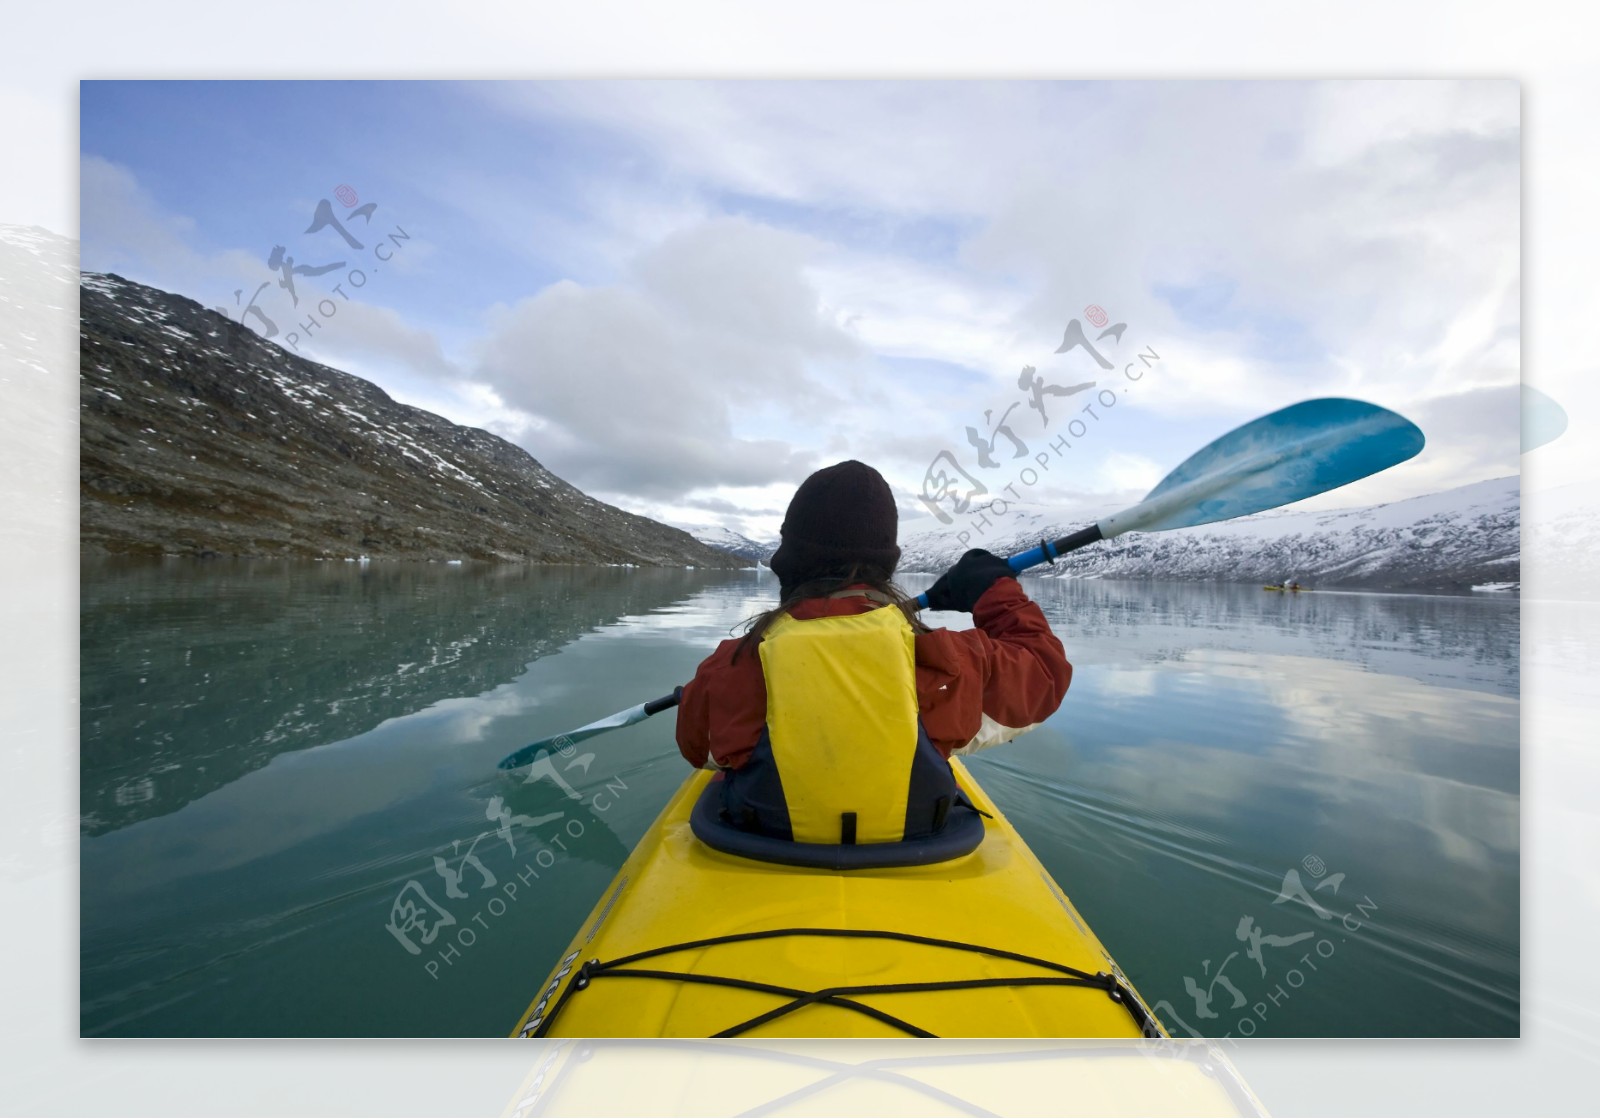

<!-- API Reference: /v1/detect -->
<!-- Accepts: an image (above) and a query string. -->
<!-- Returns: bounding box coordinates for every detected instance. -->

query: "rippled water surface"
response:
[80,558,1518,1037]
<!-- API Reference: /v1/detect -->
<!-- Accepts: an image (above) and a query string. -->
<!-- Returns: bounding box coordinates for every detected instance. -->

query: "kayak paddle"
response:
[497,689,682,771]
[497,396,1423,768]
[914,396,1424,607]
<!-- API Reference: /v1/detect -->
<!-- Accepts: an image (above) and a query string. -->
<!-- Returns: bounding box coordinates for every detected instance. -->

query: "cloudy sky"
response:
[79,80,1519,541]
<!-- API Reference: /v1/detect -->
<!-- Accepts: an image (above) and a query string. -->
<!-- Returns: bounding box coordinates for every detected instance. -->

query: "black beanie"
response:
[768,460,901,596]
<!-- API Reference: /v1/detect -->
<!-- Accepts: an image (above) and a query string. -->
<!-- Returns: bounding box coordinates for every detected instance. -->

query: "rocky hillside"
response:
[79,269,739,566]
[899,476,1520,593]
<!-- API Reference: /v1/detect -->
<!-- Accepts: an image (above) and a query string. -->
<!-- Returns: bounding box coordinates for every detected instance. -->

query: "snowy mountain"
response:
[899,476,1520,593]
[673,523,777,564]
[78,266,740,566]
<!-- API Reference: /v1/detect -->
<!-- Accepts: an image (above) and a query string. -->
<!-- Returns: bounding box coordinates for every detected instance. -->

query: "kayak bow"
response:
[512,760,1165,1039]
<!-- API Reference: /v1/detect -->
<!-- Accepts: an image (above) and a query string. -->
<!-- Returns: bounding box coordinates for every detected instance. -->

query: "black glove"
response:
[924,549,1015,613]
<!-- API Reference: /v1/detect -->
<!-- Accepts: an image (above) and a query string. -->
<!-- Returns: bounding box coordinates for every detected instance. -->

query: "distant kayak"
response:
[512,759,1165,1039]
[1264,585,1306,592]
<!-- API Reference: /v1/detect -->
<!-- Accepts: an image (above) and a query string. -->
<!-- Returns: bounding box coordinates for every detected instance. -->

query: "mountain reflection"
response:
[80,559,724,835]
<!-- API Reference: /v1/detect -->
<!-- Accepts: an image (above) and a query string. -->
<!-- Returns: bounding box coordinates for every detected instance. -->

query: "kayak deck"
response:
[514,760,1164,1039]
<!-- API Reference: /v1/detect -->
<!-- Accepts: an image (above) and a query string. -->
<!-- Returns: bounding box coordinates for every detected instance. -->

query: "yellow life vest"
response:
[720,600,959,846]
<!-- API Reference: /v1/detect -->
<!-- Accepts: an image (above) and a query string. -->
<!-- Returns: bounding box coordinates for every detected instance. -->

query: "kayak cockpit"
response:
[688,777,987,870]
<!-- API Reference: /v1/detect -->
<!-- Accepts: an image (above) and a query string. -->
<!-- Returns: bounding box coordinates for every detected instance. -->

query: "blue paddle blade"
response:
[496,701,650,770]
[1104,398,1425,535]
[1522,384,1568,454]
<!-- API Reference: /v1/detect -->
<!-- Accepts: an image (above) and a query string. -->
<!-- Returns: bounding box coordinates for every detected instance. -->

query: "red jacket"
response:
[676,578,1071,769]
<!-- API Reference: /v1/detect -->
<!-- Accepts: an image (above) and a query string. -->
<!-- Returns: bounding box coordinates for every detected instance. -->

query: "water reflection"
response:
[79,564,1517,1037]
[965,581,1519,1038]
[1020,578,1518,698]
[80,558,725,834]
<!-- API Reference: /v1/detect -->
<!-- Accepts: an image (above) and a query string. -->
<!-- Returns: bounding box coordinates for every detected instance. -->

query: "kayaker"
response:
[675,460,1071,846]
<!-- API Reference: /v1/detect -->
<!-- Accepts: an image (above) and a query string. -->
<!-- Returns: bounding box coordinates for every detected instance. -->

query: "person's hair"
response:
[731,563,929,663]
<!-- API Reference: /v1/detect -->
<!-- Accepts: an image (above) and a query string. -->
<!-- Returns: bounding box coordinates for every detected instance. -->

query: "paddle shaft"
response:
[642,690,683,717]
[1002,524,1104,574]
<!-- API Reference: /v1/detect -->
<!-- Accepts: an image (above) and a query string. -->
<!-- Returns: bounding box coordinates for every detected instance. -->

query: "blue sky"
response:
[79,80,1521,539]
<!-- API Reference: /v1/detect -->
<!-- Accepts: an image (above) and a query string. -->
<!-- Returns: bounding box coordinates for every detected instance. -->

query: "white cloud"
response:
[1302,80,1518,168]
[477,81,1072,217]
[1094,451,1165,495]
[470,216,862,498]
[80,156,259,290]
[288,298,461,384]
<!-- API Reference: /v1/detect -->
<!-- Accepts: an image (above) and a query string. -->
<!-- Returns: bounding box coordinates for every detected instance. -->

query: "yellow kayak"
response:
[512,759,1165,1039]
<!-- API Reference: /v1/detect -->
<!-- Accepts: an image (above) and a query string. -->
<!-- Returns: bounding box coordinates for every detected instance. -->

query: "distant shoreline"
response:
[82,554,1518,600]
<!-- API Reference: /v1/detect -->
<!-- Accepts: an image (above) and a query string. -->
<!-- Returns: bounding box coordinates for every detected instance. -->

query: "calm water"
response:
[79,559,1519,1037]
